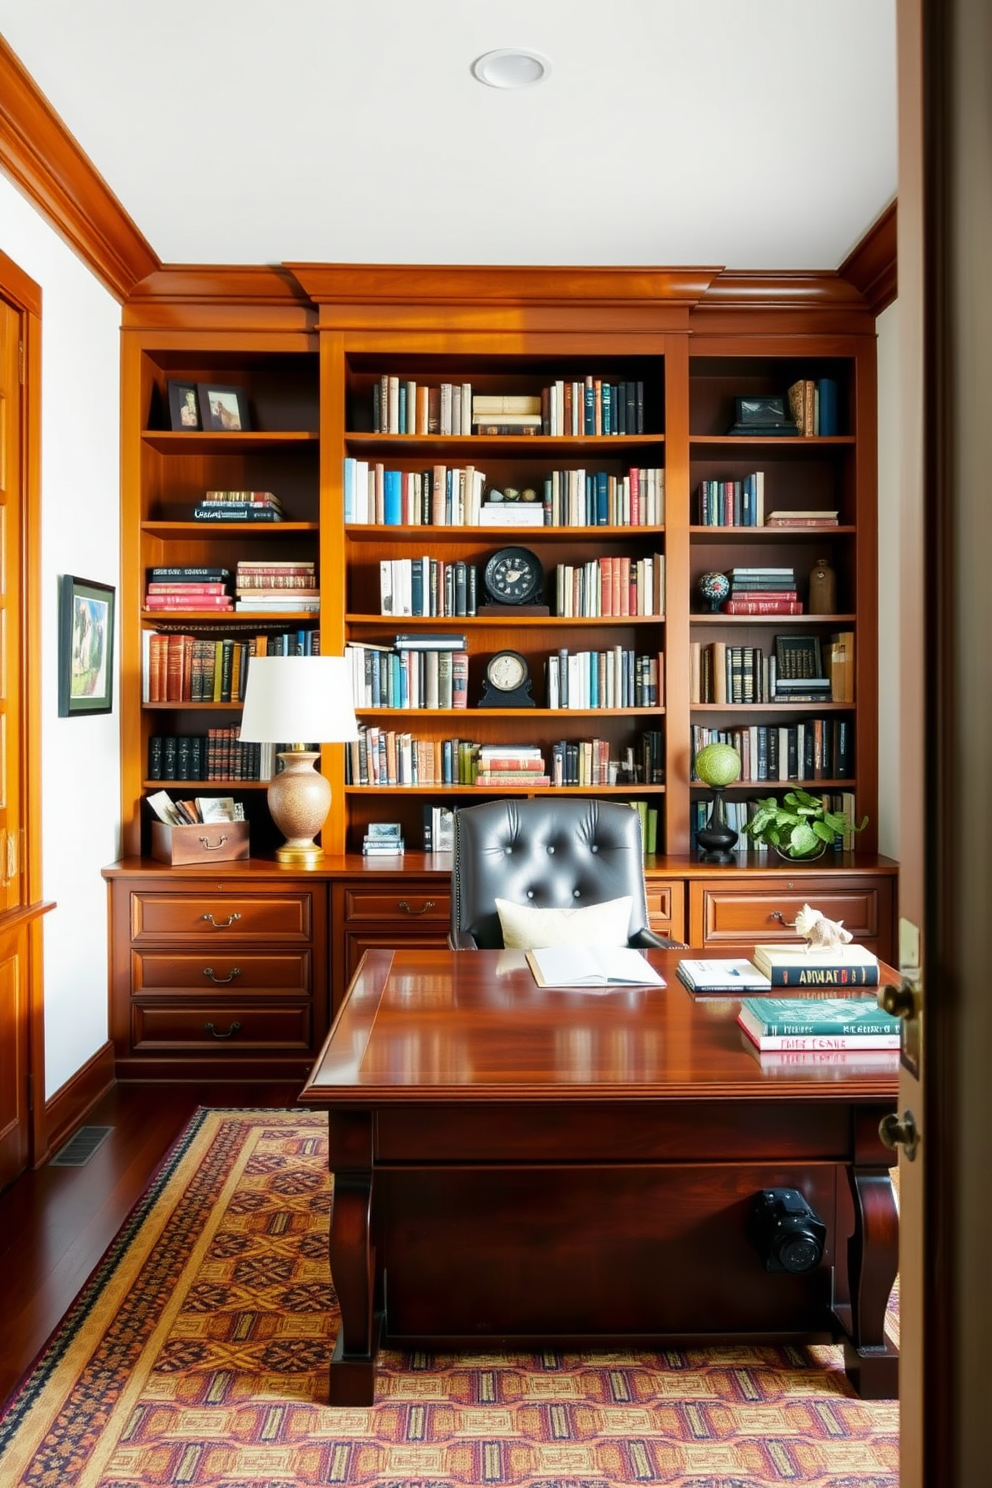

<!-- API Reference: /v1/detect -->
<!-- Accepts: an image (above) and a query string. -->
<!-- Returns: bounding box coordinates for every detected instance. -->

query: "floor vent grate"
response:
[49,1125,114,1167]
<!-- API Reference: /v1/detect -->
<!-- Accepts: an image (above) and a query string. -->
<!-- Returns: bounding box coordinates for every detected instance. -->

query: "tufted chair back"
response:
[449,797,682,950]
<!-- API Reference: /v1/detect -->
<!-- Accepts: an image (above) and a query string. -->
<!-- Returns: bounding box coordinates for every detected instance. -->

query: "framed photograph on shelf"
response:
[197,382,251,432]
[58,575,116,717]
[167,379,201,431]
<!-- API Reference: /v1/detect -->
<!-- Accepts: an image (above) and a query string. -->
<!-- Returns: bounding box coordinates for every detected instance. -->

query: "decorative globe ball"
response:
[698,570,730,612]
[694,741,742,787]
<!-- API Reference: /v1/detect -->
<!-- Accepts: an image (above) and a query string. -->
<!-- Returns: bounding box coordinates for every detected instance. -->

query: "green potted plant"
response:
[743,787,867,860]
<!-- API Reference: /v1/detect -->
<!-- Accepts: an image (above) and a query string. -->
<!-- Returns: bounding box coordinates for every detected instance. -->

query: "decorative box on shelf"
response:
[150,820,250,866]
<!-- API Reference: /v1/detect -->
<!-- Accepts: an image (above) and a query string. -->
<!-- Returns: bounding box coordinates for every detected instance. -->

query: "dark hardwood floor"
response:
[0,1081,303,1408]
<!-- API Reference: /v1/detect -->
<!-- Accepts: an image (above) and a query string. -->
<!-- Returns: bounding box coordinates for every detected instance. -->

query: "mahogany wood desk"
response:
[298,947,900,1405]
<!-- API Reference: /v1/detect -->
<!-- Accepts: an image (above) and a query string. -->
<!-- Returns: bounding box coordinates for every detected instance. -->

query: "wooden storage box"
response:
[150,820,249,866]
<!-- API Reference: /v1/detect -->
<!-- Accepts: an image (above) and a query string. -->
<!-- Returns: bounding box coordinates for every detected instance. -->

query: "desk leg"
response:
[841,1165,899,1399]
[328,1167,378,1406]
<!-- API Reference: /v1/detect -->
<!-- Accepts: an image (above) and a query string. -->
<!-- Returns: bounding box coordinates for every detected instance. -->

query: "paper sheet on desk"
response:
[526,945,665,989]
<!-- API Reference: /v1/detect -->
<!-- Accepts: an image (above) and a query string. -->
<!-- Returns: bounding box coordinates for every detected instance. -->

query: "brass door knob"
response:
[879,978,918,1019]
[879,1108,918,1161]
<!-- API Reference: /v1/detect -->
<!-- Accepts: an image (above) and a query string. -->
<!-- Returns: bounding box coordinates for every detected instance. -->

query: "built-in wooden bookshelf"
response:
[120,265,879,863]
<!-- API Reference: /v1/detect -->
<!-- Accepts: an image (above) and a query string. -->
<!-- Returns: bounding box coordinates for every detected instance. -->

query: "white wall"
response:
[876,297,900,860]
[0,174,121,1098]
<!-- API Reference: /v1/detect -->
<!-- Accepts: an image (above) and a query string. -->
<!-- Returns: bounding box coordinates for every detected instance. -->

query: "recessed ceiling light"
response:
[471,49,552,90]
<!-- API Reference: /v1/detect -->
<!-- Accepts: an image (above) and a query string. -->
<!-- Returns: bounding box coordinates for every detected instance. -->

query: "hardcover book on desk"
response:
[752,944,880,987]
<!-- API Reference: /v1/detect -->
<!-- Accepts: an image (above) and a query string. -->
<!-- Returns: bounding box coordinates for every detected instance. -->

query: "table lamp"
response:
[238,654,359,867]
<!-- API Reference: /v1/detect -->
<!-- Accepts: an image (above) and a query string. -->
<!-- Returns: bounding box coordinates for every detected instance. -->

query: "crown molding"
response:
[0,36,158,300]
[838,200,897,313]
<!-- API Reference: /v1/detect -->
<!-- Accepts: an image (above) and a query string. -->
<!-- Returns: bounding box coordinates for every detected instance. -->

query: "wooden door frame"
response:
[0,247,46,1164]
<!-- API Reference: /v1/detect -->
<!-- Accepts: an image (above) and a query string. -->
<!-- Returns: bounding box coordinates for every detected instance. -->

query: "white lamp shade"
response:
[238,655,359,744]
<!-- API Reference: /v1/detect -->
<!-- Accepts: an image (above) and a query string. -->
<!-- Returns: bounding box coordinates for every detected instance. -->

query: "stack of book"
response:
[362,822,405,857]
[773,634,831,702]
[473,745,549,788]
[677,959,772,994]
[144,567,233,613]
[235,561,319,613]
[738,989,898,1054]
[764,509,839,528]
[721,567,800,617]
[471,394,542,435]
[192,490,285,522]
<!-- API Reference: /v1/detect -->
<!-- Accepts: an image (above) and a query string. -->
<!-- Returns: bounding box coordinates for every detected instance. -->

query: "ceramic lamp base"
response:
[267,751,330,868]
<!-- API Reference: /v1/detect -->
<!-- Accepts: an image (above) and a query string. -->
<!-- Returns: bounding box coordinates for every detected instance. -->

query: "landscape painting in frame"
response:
[59,575,115,716]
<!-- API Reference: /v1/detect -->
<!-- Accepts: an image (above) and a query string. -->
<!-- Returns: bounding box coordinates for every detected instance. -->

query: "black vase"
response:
[697,786,739,864]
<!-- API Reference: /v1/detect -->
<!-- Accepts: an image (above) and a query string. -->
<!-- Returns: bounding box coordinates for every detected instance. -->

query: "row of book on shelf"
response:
[368,378,646,437]
[143,628,320,704]
[376,552,665,619]
[689,792,859,850]
[691,719,853,783]
[143,561,319,616]
[147,728,305,782]
[555,555,664,618]
[690,631,854,705]
[345,729,664,790]
[343,462,664,527]
[694,474,842,530]
[344,639,662,711]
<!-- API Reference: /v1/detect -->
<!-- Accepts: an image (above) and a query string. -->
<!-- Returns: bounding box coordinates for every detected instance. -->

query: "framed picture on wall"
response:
[166,379,201,430]
[58,575,116,717]
[197,382,251,432]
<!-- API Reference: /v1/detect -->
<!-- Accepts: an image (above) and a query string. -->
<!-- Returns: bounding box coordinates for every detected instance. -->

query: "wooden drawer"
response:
[341,888,450,926]
[129,892,313,943]
[691,879,884,949]
[132,1001,311,1049]
[644,878,685,940]
[132,951,310,996]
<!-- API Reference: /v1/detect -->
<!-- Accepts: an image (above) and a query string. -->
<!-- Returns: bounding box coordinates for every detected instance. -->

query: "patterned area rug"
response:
[0,1110,899,1487]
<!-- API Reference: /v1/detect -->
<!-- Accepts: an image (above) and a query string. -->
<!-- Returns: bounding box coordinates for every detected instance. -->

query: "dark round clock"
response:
[482,546,544,606]
[478,649,535,708]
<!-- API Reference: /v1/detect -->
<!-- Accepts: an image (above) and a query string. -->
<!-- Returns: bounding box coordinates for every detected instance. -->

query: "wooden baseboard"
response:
[41,1041,116,1165]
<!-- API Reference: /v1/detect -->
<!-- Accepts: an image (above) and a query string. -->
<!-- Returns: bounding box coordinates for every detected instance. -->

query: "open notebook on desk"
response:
[526,945,666,989]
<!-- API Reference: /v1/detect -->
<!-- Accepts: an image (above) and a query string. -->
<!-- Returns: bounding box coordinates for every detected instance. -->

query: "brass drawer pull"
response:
[199,834,230,851]
[397,899,436,916]
[204,1020,242,1039]
[769,910,797,927]
[201,912,242,928]
[203,966,242,984]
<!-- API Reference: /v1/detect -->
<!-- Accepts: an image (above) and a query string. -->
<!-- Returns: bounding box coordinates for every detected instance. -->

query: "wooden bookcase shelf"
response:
[120,265,880,867]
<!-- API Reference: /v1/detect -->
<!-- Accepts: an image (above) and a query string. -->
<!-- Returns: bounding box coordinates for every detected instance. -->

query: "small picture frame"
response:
[58,575,116,716]
[167,379,201,431]
[197,383,251,432]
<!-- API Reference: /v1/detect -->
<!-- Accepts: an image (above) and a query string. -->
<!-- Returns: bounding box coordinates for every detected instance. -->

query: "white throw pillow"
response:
[495,895,633,950]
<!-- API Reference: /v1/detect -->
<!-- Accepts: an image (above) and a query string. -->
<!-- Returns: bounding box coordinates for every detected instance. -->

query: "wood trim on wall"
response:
[840,201,898,314]
[42,1039,115,1163]
[0,35,158,301]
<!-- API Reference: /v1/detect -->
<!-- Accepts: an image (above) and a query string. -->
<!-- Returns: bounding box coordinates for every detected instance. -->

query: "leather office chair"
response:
[449,797,685,950]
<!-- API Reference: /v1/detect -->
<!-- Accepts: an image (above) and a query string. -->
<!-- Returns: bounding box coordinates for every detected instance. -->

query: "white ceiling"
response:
[0,0,898,273]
